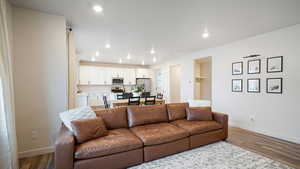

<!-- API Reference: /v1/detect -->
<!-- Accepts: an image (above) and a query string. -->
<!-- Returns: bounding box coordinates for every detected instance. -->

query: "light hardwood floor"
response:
[19,127,300,169]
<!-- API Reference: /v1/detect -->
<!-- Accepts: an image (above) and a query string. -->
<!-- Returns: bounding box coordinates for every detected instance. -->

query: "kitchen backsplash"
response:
[78,85,135,94]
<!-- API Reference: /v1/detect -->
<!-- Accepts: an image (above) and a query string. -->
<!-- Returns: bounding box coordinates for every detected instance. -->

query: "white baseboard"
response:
[18,146,54,159]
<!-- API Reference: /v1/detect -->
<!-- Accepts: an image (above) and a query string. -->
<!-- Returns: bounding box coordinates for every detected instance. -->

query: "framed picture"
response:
[232,79,243,92]
[232,62,243,75]
[247,78,260,93]
[267,56,283,73]
[267,78,283,94]
[248,59,261,74]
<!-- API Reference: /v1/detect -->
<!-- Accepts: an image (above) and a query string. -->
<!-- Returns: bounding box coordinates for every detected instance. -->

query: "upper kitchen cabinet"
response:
[124,69,136,85]
[79,66,108,85]
[79,65,153,85]
[79,66,95,85]
[136,68,153,78]
[111,68,124,78]
[98,67,111,85]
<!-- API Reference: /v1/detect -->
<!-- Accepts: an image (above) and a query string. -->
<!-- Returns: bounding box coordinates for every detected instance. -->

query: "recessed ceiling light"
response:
[127,53,131,60]
[202,28,210,39]
[95,51,100,57]
[153,57,157,63]
[93,5,103,13]
[119,58,122,64]
[91,57,96,62]
[150,48,155,54]
[142,60,145,65]
[105,43,111,49]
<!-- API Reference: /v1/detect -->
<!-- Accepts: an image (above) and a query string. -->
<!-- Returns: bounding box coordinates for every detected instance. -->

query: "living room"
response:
[0,0,299,169]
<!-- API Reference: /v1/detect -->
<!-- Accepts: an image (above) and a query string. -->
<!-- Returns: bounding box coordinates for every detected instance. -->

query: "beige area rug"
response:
[129,141,293,169]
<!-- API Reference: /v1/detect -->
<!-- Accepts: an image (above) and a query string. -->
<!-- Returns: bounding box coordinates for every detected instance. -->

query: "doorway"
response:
[169,64,181,103]
[194,57,212,101]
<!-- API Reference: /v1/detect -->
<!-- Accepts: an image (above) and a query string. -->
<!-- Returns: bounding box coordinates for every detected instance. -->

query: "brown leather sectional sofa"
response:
[55,103,228,169]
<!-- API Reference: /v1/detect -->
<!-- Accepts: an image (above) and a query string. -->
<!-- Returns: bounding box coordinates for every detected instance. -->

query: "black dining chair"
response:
[123,92,133,99]
[117,94,124,100]
[144,96,156,105]
[157,93,163,99]
[141,92,151,98]
[103,96,110,109]
[128,96,141,105]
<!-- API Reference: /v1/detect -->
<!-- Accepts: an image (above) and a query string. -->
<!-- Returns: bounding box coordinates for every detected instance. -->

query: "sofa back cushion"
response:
[94,107,128,129]
[71,117,108,143]
[127,104,168,127]
[167,103,189,121]
[186,107,213,121]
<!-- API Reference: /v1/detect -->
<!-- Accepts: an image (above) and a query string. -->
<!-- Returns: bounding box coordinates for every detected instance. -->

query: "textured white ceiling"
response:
[11,0,300,65]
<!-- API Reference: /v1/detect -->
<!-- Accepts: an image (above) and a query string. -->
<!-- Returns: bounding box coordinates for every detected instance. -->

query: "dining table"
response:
[110,98,165,107]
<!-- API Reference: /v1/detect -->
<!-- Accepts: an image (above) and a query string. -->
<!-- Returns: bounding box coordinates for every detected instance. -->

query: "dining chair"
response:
[157,93,163,99]
[103,96,110,109]
[123,92,133,99]
[128,96,141,105]
[141,92,150,98]
[144,96,156,105]
[117,94,124,100]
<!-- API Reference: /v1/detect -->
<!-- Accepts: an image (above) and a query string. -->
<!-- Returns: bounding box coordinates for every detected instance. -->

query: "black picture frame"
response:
[266,78,283,94]
[232,62,243,75]
[267,56,283,73]
[247,78,260,93]
[232,79,243,92]
[247,59,261,74]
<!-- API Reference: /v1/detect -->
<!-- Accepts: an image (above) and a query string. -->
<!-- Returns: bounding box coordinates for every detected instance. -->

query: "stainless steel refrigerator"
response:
[136,78,151,92]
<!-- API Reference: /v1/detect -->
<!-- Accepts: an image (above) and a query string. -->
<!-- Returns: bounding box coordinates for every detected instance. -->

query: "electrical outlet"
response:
[249,115,255,122]
[31,130,38,140]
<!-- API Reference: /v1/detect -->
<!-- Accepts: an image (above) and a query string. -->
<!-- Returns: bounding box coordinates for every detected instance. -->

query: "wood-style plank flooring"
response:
[227,127,300,169]
[19,127,300,169]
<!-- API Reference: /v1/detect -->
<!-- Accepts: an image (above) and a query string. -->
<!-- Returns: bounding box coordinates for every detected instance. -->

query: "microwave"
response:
[112,78,124,84]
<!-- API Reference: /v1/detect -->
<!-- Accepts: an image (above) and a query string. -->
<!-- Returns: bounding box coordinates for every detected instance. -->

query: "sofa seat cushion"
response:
[171,120,223,136]
[75,128,143,160]
[130,123,189,146]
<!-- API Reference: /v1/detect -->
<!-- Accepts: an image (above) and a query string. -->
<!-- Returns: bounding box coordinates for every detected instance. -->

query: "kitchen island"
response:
[110,98,165,107]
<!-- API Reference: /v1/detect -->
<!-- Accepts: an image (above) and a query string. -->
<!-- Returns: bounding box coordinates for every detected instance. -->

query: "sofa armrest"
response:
[55,124,75,169]
[212,112,228,140]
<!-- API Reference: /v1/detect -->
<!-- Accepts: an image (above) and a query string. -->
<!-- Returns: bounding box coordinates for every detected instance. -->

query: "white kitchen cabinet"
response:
[79,66,152,85]
[80,66,102,85]
[110,68,124,78]
[102,67,112,85]
[124,69,136,85]
[97,67,107,85]
[89,66,101,85]
[136,68,153,78]
[79,66,92,84]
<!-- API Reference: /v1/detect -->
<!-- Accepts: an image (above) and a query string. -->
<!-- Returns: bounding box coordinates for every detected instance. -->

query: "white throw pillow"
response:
[59,106,97,132]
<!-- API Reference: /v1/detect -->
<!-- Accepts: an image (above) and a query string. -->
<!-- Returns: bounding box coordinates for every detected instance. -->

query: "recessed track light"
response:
[202,28,210,39]
[105,43,111,49]
[150,48,155,54]
[153,57,157,63]
[93,5,103,13]
[127,53,131,60]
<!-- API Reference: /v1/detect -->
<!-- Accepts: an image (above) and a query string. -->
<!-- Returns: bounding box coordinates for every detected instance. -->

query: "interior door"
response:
[169,65,181,103]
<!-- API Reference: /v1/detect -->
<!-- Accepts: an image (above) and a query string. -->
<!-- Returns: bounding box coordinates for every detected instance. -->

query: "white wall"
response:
[12,7,68,156]
[153,24,300,144]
